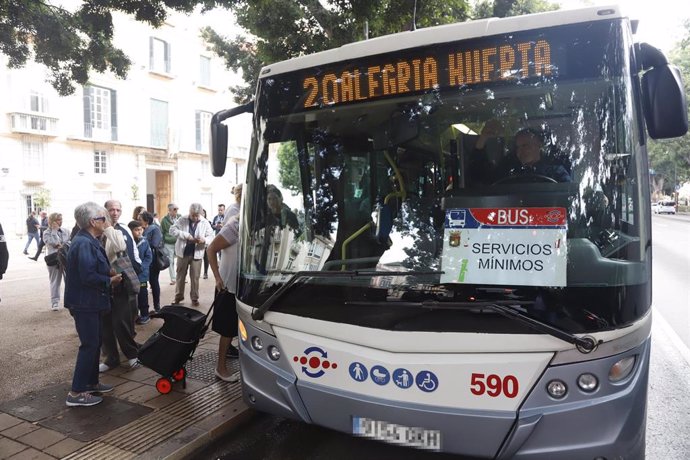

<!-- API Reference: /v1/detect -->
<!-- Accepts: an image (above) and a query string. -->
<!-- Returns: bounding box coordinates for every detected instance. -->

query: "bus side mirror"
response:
[210,101,255,177]
[641,64,688,139]
[210,121,228,177]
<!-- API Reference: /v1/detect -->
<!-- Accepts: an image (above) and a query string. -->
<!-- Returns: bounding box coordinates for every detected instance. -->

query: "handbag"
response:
[44,252,59,266]
[153,245,170,271]
[112,251,140,295]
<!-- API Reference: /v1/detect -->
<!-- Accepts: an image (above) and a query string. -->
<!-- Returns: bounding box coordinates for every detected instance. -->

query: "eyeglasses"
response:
[93,216,106,222]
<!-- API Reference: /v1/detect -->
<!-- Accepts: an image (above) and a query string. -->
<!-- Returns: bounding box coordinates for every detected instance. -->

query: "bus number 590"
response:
[470,373,519,398]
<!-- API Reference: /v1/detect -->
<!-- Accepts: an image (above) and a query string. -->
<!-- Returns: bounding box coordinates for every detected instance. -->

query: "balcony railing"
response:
[9,112,58,136]
[83,123,118,141]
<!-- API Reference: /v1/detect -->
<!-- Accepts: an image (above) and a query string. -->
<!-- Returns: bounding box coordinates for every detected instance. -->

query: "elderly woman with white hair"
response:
[170,203,214,307]
[43,212,70,311]
[64,202,123,407]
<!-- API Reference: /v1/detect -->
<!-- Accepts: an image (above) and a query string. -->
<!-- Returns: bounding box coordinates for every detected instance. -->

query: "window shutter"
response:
[149,37,154,70]
[165,41,171,73]
[195,111,201,151]
[110,90,117,141]
[83,86,92,137]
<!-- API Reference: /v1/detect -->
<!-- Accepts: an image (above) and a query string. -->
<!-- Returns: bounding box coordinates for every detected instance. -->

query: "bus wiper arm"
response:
[430,301,601,353]
[348,299,600,353]
[252,270,443,321]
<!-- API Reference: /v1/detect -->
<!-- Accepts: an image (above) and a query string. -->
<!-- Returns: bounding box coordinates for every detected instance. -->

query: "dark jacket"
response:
[26,215,39,234]
[135,238,152,283]
[0,223,8,279]
[113,223,142,274]
[143,224,163,249]
[64,229,112,312]
[470,147,571,185]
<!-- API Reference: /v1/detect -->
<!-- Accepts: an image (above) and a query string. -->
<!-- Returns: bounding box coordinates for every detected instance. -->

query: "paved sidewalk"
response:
[0,235,251,460]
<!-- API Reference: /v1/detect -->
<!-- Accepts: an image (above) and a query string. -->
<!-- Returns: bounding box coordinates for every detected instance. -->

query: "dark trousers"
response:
[102,288,139,366]
[137,285,149,318]
[149,267,160,308]
[32,238,45,259]
[203,251,209,276]
[70,310,102,393]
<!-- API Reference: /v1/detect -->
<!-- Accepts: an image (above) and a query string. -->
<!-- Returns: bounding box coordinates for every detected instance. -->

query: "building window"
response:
[24,194,37,216]
[150,37,171,74]
[23,139,44,175]
[201,159,210,178]
[94,150,108,174]
[30,90,49,113]
[83,85,117,140]
[195,110,212,151]
[199,56,211,86]
[151,98,169,148]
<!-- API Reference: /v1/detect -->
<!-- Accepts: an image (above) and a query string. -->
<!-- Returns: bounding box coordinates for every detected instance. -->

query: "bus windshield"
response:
[238,18,649,335]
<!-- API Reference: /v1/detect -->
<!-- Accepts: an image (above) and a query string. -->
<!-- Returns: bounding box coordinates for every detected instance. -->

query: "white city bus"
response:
[211,5,687,458]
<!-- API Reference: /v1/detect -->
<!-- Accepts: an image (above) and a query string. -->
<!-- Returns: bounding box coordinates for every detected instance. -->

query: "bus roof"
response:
[260,4,627,78]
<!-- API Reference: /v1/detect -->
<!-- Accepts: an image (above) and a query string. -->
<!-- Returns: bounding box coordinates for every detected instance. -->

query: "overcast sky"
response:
[558,0,689,52]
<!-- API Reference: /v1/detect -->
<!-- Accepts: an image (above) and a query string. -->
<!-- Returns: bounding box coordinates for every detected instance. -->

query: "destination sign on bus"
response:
[302,39,554,109]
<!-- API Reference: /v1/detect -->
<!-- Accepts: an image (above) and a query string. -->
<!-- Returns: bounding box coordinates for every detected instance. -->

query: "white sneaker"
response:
[126,358,139,368]
[99,363,112,373]
[51,303,59,311]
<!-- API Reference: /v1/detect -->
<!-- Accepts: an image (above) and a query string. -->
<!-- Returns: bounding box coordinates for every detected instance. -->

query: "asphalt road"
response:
[197,214,690,459]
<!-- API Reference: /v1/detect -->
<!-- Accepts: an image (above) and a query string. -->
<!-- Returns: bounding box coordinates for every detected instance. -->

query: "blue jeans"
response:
[23,232,39,252]
[70,310,102,393]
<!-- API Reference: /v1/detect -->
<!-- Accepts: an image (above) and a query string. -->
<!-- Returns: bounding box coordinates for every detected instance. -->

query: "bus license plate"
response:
[352,416,441,451]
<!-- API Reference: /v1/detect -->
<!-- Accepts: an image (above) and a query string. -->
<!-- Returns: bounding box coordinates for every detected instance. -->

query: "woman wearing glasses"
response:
[43,212,71,311]
[64,202,123,407]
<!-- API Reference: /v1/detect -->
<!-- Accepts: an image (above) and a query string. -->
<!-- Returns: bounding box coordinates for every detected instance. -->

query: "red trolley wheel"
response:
[172,368,186,381]
[156,377,173,394]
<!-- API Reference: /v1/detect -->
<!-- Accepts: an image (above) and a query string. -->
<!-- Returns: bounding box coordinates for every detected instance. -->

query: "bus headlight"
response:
[238,319,248,342]
[267,345,281,361]
[609,355,636,382]
[576,373,598,392]
[547,379,567,399]
[251,336,263,351]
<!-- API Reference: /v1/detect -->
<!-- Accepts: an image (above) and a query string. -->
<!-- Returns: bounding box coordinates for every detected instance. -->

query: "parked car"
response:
[656,200,676,214]
[651,202,659,213]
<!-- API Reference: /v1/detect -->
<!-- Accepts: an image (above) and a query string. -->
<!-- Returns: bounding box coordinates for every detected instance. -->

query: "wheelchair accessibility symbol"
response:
[415,370,439,393]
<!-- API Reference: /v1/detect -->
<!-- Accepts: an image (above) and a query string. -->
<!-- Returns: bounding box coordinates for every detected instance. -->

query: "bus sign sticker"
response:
[393,368,414,389]
[370,366,391,385]
[442,207,567,287]
[416,371,439,393]
[349,362,368,382]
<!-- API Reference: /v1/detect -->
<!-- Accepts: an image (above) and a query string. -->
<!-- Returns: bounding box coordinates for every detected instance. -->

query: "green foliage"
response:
[277,141,302,196]
[0,0,222,96]
[34,187,51,210]
[648,21,690,197]
[473,0,558,19]
[203,0,472,103]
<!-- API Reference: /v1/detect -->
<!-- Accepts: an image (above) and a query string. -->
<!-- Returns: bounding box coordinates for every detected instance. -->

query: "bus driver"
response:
[470,120,571,184]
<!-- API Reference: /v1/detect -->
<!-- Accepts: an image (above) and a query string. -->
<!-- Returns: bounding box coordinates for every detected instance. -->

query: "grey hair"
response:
[74,202,107,228]
[189,202,203,214]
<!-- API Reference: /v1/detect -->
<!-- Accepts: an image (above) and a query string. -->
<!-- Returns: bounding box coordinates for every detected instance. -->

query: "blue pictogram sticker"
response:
[370,365,390,385]
[392,368,413,389]
[415,370,439,393]
[447,209,467,228]
[349,362,368,382]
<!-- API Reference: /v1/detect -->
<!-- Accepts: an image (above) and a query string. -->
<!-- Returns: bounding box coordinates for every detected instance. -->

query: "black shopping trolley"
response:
[138,303,214,394]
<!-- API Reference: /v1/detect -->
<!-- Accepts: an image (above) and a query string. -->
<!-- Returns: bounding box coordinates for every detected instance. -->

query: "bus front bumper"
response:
[238,331,649,459]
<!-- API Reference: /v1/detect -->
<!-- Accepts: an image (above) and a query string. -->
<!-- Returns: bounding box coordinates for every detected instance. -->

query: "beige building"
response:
[0,8,250,235]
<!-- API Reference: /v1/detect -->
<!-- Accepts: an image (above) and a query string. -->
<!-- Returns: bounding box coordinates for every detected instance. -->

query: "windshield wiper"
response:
[251,270,444,321]
[346,299,601,353]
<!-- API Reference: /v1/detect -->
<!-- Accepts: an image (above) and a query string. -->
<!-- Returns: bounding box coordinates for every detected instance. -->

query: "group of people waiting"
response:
[62,186,243,407]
